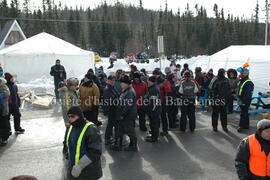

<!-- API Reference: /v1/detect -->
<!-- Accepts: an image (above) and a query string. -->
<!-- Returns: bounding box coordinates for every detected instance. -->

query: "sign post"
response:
[158,36,164,70]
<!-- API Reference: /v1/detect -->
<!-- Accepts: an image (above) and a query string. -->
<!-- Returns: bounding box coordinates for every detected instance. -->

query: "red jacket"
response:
[156,77,172,104]
[132,81,148,108]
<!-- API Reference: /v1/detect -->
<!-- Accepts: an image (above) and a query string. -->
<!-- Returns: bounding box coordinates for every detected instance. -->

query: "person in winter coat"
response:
[97,66,107,80]
[167,73,178,129]
[203,69,215,89]
[235,119,270,180]
[165,67,172,79]
[209,68,231,132]
[0,77,11,145]
[131,71,148,131]
[180,63,193,77]
[140,68,149,83]
[59,77,79,154]
[170,61,177,72]
[5,73,24,134]
[81,69,101,88]
[114,69,124,93]
[227,69,239,114]
[110,75,138,151]
[178,71,199,132]
[237,63,254,133]
[50,59,66,101]
[103,75,120,145]
[153,69,172,136]
[129,65,138,80]
[79,74,101,127]
[65,106,102,180]
[195,67,205,87]
[174,64,182,81]
[144,76,161,142]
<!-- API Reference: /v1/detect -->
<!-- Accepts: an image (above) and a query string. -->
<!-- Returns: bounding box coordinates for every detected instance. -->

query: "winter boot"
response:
[15,128,25,134]
[124,139,138,152]
[110,138,122,151]
[145,136,158,143]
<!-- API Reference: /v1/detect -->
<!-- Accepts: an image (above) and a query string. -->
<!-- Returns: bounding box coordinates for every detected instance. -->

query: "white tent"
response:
[209,45,270,93]
[0,32,94,83]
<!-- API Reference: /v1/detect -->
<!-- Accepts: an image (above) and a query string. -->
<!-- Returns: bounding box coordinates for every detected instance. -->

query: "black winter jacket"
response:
[50,64,66,84]
[144,84,161,117]
[238,76,254,105]
[103,84,120,117]
[235,133,270,180]
[118,86,137,121]
[67,121,103,180]
[209,76,231,100]
[6,81,21,110]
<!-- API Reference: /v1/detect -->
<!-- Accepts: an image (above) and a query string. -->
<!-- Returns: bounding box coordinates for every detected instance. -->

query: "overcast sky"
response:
[29,0,266,21]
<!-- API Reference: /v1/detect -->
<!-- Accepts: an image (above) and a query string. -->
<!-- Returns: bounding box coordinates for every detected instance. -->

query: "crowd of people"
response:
[47,58,259,179]
[1,59,268,179]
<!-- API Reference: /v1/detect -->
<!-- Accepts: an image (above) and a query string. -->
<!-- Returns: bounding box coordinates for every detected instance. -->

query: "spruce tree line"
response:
[0,0,265,58]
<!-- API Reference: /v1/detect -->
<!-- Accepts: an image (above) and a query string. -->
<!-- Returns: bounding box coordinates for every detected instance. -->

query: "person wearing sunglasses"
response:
[65,106,102,180]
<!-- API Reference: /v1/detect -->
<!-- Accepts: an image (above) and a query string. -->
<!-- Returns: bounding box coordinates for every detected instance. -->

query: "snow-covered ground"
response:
[17,56,210,95]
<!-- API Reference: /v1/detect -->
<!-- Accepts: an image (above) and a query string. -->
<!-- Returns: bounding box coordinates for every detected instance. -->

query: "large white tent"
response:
[208,45,270,93]
[0,32,94,83]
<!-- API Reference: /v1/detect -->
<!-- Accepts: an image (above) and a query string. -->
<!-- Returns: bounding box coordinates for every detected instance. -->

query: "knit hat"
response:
[120,75,131,84]
[257,119,270,131]
[152,69,160,76]
[133,71,141,79]
[66,78,79,87]
[184,71,191,77]
[4,72,13,81]
[148,76,156,83]
[67,106,84,117]
[183,63,189,68]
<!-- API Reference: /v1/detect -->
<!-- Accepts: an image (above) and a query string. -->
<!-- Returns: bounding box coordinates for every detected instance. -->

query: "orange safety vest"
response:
[249,134,270,177]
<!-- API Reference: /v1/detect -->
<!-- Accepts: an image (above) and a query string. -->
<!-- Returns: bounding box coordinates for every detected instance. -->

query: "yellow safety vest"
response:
[239,80,251,96]
[66,122,92,164]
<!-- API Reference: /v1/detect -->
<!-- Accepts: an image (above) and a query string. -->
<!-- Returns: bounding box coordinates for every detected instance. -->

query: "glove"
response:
[71,164,82,178]
[71,155,92,178]
[258,92,263,96]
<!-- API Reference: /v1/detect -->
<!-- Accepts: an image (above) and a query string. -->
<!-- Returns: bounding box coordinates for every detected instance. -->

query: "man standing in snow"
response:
[50,59,66,101]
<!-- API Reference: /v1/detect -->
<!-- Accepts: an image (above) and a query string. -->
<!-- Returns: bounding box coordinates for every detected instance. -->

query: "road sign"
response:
[158,36,164,54]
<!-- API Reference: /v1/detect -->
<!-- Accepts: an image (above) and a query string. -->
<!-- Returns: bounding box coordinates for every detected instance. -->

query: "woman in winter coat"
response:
[227,68,239,114]
[0,77,11,145]
[5,73,24,134]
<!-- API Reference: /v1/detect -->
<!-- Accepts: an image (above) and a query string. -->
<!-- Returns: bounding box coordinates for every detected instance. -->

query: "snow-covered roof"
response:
[0,19,26,50]
[0,32,91,56]
[211,45,270,61]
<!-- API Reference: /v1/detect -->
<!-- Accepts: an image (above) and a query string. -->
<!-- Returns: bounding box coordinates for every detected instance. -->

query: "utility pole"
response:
[265,0,269,45]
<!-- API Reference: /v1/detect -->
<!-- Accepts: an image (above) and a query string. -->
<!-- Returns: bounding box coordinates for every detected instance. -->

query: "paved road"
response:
[0,105,262,180]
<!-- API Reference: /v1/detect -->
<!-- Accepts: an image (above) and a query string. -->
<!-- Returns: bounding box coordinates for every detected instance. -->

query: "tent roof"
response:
[0,20,26,48]
[211,45,270,61]
[0,32,91,56]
